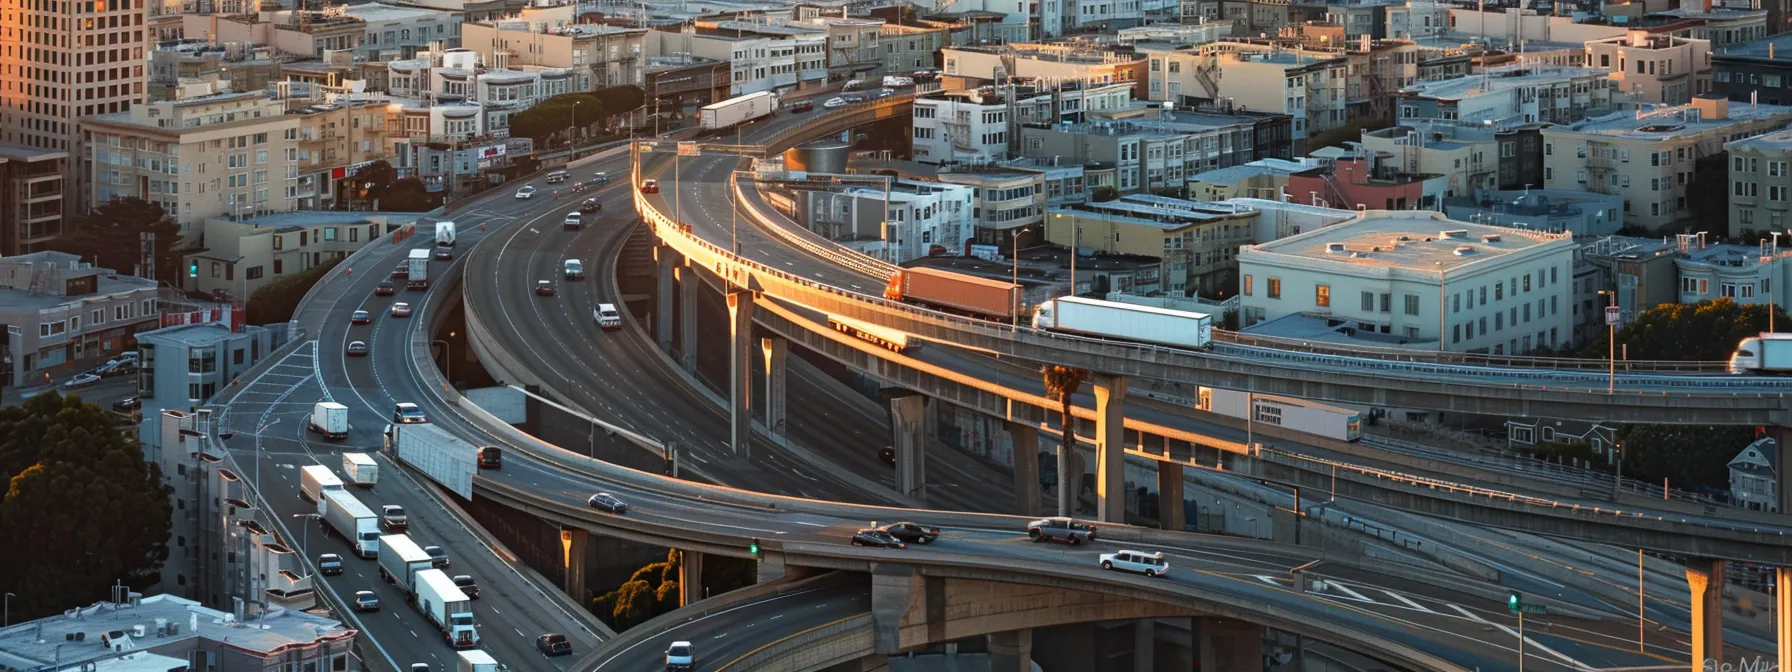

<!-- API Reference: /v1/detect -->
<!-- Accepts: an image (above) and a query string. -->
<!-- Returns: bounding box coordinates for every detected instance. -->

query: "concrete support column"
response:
[655,245,675,351]
[727,290,754,458]
[1133,619,1155,672]
[869,565,914,655]
[677,549,703,607]
[558,527,588,603]
[889,394,927,500]
[1157,462,1185,532]
[988,629,1033,672]
[1008,422,1041,517]
[755,550,785,584]
[1777,567,1790,672]
[1197,618,1263,672]
[676,265,699,374]
[1093,374,1129,523]
[1686,557,1726,671]
[760,336,787,437]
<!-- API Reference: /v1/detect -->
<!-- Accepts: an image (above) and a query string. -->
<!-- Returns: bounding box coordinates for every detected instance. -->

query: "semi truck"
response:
[407,248,431,290]
[1196,387,1363,442]
[416,568,479,648]
[341,452,378,487]
[317,488,382,558]
[299,465,344,503]
[308,402,349,441]
[435,221,457,247]
[883,267,1019,322]
[1031,296,1213,350]
[456,650,503,672]
[384,423,477,500]
[377,533,435,598]
[1730,333,1792,374]
[700,91,778,131]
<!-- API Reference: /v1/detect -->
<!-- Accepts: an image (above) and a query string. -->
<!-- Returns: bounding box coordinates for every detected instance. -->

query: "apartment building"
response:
[1146,47,1347,152]
[1726,127,1792,236]
[185,212,418,298]
[1360,120,1554,199]
[1186,158,1308,201]
[80,91,303,232]
[1286,154,1447,210]
[1442,188,1623,236]
[797,180,974,263]
[286,95,395,210]
[652,24,826,96]
[0,593,354,671]
[880,23,947,75]
[0,251,159,390]
[1584,29,1713,105]
[461,21,647,89]
[179,10,365,59]
[1573,234,1679,344]
[0,144,67,256]
[1045,195,1257,296]
[1712,33,1792,105]
[644,55,732,128]
[1671,234,1792,311]
[1542,95,1792,231]
[938,168,1049,243]
[1020,113,1259,196]
[942,45,1148,101]
[0,0,147,155]
[1237,210,1577,354]
[342,2,462,60]
[1395,66,1616,126]
[1013,80,1137,127]
[913,88,1012,165]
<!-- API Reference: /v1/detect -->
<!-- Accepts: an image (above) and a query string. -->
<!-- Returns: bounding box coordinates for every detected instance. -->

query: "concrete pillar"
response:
[1197,618,1263,672]
[890,394,927,500]
[989,629,1033,672]
[558,527,588,603]
[656,245,675,351]
[1686,557,1726,671]
[727,290,754,458]
[1008,422,1041,517]
[678,549,703,608]
[1133,619,1154,672]
[870,565,914,655]
[676,265,699,374]
[1157,462,1185,532]
[1777,567,1790,672]
[760,336,787,436]
[1093,374,1129,523]
[756,550,786,583]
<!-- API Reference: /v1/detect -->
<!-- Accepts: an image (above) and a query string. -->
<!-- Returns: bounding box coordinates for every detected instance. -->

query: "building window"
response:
[1267,278,1281,299]
[1361,291,1374,311]
[1315,284,1330,307]
[1243,275,1252,296]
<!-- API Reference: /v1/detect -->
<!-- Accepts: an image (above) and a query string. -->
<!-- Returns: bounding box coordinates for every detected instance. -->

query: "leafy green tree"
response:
[0,393,173,621]
[591,85,645,131]
[1041,365,1089,515]
[1579,298,1786,361]
[351,160,399,207]
[245,258,341,324]
[609,580,654,629]
[587,549,683,631]
[1616,424,1753,490]
[382,177,434,212]
[49,198,183,286]
[509,93,604,146]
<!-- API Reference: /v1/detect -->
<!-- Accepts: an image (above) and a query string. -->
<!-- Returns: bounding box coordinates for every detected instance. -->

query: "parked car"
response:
[536,633,572,657]
[375,281,397,296]
[515,186,537,199]
[346,340,369,357]
[880,522,940,545]
[534,280,555,296]
[640,179,659,194]
[789,99,814,113]
[850,529,906,549]
[113,396,140,412]
[1027,517,1097,545]
[423,544,450,568]
[586,493,628,514]
[63,373,101,389]
[1099,550,1169,578]
[353,590,381,612]
[351,310,371,324]
[452,574,480,599]
[390,302,412,317]
[434,248,453,261]
[318,553,344,576]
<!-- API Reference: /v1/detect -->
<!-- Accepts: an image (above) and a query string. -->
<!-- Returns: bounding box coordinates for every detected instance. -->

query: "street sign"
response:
[1604,305,1621,326]
[1520,604,1548,615]
[677,141,700,157]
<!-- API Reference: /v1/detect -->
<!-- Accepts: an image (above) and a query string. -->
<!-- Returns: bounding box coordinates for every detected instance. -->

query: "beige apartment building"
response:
[460,22,647,89]
[289,96,397,210]
[1145,46,1347,152]
[943,45,1148,101]
[0,0,148,153]
[80,91,302,235]
[1045,196,1257,296]
[186,211,417,298]
[1584,29,1713,105]
[1541,95,1792,231]
[1724,128,1792,237]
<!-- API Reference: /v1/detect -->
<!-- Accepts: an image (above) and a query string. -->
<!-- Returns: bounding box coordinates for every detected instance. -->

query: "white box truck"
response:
[407,248,431,290]
[377,533,434,598]
[417,568,479,648]
[700,91,778,130]
[1196,387,1363,442]
[1730,333,1792,373]
[299,465,344,503]
[384,423,477,500]
[1032,296,1212,350]
[317,488,382,558]
[435,221,457,247]
[456,650,503,672]
[308,402,349,442]
[342,452,378,487]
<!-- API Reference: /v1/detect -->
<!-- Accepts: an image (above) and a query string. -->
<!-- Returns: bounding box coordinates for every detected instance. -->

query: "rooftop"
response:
[1243,311,1435,347]
[1548,101,1792,140]
[139,321,245,347]
[1188,159,1311,185]
[1051,197,1251,230]
[1715,31,1792,60]
[1580,234,1680,261]
[1727,126,1792,151]
[1399,67,1609,101]
[1247,210,1573,271]
[341,3,453,23]
[0,143,67,161]
[0,594,352,672]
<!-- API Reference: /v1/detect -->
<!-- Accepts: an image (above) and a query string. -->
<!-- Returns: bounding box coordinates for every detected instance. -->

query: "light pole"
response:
[569,100,581,147]
[1599,289,1616,393]
[1436,261,1447,351]
[291,513,321,561]
[1011,229,1024,332]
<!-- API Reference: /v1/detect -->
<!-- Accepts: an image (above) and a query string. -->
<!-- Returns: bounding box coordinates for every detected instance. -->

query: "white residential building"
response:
[1729,437,1778,513]
[913,89,1012,165]
[1238,210,1577,354]
[1394,66,1617,126]
[387,49,576,139]
[799,179,975,264]
[1671,234,1792,311]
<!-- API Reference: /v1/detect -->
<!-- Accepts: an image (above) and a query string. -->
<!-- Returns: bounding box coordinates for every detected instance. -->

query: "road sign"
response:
[1520,604,1548,615]
[1604,305,1621,326]
[677,141,700,157]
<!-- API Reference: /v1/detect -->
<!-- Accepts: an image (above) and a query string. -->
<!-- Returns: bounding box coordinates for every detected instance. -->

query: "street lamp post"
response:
[569,100,581,147]
[1436,261,1447,351]
[291,513,322,560]
[1011,229,1024,332]
[1600,289,1617,393]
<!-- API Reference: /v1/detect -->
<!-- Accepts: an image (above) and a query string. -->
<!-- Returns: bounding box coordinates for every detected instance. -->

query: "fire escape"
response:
[1585,141,1616,195]
[1193,53,1221,101]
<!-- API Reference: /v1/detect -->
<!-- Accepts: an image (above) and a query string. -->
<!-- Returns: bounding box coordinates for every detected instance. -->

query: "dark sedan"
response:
[587,493,628,514]
[849,529,906,549]
[375,281,397,296]
[537,633,572,657]
[880,522,940,545]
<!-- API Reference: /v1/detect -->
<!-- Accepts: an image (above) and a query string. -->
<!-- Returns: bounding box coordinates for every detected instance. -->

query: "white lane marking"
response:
[1450,604,1590,669]
[591,589,827,668]
[1447,604,1489,622]
[1329,581,1373,603]
[1384,590,1433,613]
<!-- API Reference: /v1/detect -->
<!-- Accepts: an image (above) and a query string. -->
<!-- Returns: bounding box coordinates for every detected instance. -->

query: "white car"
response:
[665,641,693,671]
[823,97,847,109]
[63,372,102,389]
[594,303,621,330]
[515,186,537,199]
[1099,550,1169,578]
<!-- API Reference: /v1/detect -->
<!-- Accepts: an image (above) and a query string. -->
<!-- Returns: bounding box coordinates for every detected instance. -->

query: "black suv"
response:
[452,574,480,599]
[579,198,601,214]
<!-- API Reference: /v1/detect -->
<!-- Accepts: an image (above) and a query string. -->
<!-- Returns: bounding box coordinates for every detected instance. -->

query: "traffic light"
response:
[188,261,198,278]
[1507,592,1522,614]
[749,538,760,558]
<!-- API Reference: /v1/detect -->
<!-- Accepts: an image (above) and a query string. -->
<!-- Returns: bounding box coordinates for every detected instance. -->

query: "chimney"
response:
[1692,93,1728,121]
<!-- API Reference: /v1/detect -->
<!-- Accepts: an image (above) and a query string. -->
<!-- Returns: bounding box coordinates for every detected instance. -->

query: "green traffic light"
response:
[1507,592,1522,612]
[749,538,760,556]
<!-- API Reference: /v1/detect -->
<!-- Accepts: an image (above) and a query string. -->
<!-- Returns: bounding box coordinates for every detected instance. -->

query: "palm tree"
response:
[1041,364,1089,517]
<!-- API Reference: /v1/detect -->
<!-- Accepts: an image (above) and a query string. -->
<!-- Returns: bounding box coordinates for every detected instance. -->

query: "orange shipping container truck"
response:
[883,267,1020,321]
